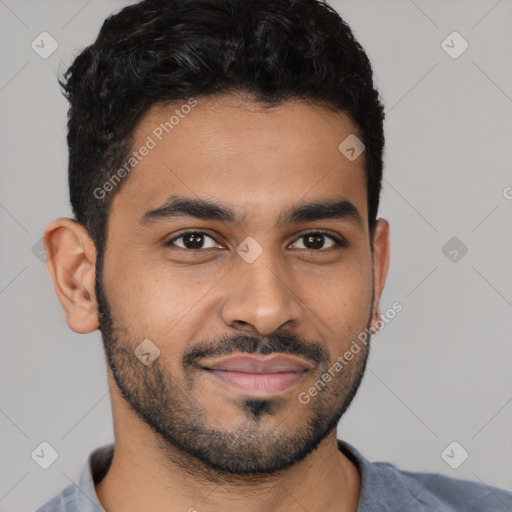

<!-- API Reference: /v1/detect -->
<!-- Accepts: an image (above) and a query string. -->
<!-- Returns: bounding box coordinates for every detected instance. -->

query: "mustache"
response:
[182,331,329,369]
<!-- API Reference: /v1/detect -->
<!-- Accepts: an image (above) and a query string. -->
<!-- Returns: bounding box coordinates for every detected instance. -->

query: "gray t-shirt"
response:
[35,440,512,511]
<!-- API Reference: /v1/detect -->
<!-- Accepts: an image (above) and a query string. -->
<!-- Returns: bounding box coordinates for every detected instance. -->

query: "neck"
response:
[95,430,360,512]
[96,371,361,512]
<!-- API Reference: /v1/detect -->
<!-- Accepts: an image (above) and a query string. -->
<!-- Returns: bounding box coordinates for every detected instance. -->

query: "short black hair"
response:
[59,0,385,260]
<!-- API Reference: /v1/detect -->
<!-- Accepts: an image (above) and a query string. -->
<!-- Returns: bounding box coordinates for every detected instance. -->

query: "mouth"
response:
[198,353,312,394]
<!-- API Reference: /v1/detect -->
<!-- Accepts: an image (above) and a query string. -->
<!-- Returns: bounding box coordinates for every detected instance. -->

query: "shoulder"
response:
[339,440,512,511]
[372,460,512,511]
[35,443,112,512]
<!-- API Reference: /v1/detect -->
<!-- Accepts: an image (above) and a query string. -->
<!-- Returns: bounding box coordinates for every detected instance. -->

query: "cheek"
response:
[105,261,213,360]
[303,258,373,339]
[314,277,371,323]
[101,252,175,334]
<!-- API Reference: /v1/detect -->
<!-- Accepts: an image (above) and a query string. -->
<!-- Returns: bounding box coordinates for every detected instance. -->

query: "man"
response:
[37,0,511,510]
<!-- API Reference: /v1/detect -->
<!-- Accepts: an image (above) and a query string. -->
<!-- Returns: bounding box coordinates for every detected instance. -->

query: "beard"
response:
[95,258,372,483]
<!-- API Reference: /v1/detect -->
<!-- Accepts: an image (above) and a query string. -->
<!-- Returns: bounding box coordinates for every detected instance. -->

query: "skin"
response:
[44,93,390,512]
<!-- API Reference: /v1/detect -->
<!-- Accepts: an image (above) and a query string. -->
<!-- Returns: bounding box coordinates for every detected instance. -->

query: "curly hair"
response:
[59,0,385,260]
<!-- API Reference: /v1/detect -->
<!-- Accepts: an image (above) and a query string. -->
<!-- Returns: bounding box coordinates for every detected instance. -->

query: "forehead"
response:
[110,94,368,228]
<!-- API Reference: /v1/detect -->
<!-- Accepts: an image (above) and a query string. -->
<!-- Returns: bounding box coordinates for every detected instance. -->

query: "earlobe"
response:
[43,218,100,334]
[370,218,390,328]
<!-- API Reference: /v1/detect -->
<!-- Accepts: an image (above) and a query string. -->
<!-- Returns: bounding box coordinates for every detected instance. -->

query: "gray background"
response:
[1,0,511,510]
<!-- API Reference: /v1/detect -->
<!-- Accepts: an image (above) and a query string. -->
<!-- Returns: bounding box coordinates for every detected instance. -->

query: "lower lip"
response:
[205,369,306,393]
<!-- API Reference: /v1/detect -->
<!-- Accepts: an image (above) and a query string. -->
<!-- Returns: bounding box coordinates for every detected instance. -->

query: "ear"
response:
[369,218,390,329]
[43,218,99,334]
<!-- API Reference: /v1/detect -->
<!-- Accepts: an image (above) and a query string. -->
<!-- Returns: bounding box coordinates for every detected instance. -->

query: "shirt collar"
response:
[75,442,113,511]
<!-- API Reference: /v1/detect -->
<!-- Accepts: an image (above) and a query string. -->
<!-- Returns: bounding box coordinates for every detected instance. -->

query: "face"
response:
[90,94,387,476]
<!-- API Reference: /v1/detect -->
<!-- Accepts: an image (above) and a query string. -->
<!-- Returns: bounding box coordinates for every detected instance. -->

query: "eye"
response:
[165,230,347,252]
[289,231,347,251]
[166,231,221,250]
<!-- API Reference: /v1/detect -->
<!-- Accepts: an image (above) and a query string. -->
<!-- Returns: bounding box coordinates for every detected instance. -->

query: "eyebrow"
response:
[138,195,363,229]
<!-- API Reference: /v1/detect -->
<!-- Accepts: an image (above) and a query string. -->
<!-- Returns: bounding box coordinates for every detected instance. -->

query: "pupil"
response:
[185,233,204,249]
[305,234,324,249]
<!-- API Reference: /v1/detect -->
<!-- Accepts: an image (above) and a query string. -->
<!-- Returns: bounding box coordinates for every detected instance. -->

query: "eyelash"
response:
[165,230,348,252]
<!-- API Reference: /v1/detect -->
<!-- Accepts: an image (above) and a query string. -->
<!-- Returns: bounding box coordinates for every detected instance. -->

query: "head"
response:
[45,0,389,479]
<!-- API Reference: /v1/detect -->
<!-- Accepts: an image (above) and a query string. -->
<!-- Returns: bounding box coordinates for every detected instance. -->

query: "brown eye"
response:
[166,231,219,250]
[289,232,346,251]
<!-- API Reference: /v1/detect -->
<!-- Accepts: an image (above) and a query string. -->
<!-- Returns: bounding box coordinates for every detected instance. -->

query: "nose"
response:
[220,251,304,337]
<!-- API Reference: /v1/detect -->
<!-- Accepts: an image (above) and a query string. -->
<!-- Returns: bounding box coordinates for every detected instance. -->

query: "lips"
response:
[199,353,314,373]
[199,354,312,393]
